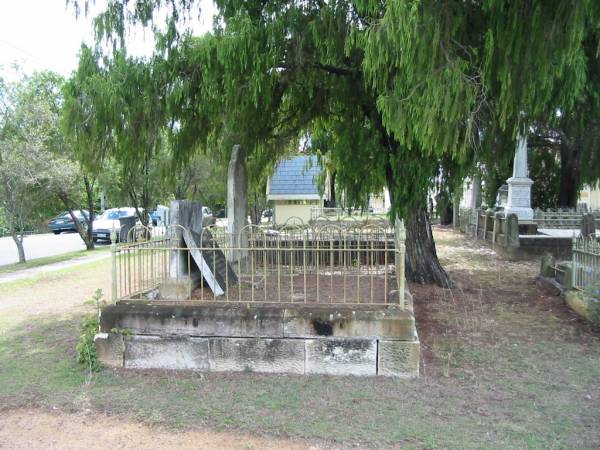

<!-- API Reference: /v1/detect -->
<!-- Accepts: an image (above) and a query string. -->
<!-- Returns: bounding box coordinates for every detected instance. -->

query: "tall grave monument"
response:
[504,136,534,221]
[227,144,248,261]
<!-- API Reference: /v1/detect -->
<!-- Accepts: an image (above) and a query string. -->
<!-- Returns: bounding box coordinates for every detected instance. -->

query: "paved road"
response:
[0,232,106,266]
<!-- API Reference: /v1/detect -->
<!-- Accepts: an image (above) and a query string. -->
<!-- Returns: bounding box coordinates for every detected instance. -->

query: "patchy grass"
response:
[0,247,109,275]
[0,227,599,448]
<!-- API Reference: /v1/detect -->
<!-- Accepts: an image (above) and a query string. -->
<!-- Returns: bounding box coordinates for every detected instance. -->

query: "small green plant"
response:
[76,314,101,373]
[76,289,106,373]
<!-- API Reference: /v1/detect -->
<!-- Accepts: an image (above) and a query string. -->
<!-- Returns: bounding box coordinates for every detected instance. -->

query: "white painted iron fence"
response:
[572,236,600,290]
[110,220,407,309]
[310,207,388,221]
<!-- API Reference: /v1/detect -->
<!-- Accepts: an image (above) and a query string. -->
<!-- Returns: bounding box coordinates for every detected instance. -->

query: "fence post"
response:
[111,227,118,302]
[395,217,406,310]
[571,233,577,290]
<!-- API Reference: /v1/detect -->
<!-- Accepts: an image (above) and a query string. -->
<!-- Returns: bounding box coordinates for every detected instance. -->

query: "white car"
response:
[92,207,139,242]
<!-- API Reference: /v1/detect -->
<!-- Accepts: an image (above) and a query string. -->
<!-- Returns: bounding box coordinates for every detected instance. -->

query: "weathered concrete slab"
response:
[94,332,124,368]
[100,303,285,338]
[378,339,420,378]
[284,307,415,340]
[305,338,377,376]
[209,337,304,374]
[124,335,210,370]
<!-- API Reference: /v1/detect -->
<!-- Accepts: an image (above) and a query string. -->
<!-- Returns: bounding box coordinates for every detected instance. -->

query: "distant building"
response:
[579,186,600,210]
[266,155,325,225]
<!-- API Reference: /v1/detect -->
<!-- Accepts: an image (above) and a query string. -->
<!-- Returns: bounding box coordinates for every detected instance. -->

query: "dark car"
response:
[47,210,89,234]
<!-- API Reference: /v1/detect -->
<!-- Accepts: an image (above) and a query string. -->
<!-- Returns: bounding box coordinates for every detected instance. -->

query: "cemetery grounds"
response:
[0,227,598,449]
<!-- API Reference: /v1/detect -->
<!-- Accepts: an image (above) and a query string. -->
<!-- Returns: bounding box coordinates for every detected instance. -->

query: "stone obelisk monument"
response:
[504,136,534,221]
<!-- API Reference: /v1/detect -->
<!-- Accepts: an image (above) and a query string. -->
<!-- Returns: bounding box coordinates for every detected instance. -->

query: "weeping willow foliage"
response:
[65,0,600,219]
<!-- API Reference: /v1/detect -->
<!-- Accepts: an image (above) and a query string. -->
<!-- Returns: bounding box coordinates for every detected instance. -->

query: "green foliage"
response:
[530,147,561,209]
[76,314,101,373]
[76,289,106,373]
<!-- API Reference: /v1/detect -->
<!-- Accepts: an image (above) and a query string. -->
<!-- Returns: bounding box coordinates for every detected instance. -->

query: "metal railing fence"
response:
[310,207,388,221]
[111,220,407,308]
[572,236,600,291]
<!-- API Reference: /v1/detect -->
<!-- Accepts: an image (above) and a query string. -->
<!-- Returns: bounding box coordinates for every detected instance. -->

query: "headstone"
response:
[504,136,534,220]
[470,175,481,210]
[581,213,596,238]
[505,213,520,248]
[227,145,248,261]
[452,195,460,229]
[182,228,237,295]
[169,200,204,279]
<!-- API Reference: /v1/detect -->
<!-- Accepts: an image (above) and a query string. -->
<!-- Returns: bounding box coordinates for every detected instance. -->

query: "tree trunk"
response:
[59,192,94,250]
[405,207,453,287]
[558,141,581,208]
[11,232,26,263]
[83,176,96,250]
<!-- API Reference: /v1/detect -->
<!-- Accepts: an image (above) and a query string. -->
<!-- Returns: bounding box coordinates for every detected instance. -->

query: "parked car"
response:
[47,210,89,234]
[92,207,138,242]
[150,209,159,226]
[150,205,170,226]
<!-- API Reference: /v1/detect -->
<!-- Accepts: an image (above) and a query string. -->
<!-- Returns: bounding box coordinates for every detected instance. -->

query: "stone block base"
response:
[96,333,419,377]
[96,302,420,377]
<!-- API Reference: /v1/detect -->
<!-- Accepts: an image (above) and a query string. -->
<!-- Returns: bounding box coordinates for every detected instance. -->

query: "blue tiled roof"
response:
[268,155,322,197]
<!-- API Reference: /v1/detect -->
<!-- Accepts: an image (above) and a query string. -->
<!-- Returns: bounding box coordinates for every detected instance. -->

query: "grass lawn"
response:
[0,247,109,275]
[0,228,598,449]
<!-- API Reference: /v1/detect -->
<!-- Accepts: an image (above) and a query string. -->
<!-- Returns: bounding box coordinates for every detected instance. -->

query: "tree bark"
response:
[405,207,453,287]
[558,141,581,208]
[11,232,26,263]
[59,191,94,250]
[83,176,96,249]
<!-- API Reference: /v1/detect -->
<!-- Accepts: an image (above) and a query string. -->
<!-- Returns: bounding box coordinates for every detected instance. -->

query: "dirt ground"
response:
[0,409,314,450]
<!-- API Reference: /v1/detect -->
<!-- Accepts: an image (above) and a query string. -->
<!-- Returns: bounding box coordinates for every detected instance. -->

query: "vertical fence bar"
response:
[111,229,117,302]
[572,234,577,290]
[395,217,406,310]
[303,233,307,303]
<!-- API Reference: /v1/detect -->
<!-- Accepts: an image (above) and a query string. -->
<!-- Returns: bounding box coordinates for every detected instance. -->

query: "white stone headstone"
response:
[504,136,534,221]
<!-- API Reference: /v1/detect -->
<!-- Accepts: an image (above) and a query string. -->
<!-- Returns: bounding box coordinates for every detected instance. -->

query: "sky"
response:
[0,0,215,80]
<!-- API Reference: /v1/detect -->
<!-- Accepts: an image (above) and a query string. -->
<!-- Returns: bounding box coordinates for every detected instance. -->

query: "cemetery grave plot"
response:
[98,215,418,377]
[191,271,397,304]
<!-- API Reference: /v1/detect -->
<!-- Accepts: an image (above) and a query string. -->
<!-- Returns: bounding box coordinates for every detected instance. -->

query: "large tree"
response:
[68,0,599,286]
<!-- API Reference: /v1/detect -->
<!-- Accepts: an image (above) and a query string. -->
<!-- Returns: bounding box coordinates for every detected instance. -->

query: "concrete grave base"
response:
[96,301,420,378]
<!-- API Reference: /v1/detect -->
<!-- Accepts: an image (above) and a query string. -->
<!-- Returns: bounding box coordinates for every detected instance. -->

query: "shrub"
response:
[76,314,101,373]
[76,289,106,373]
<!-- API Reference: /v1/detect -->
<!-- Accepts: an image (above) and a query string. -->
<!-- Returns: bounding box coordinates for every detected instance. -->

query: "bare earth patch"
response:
[0,409,313,450]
